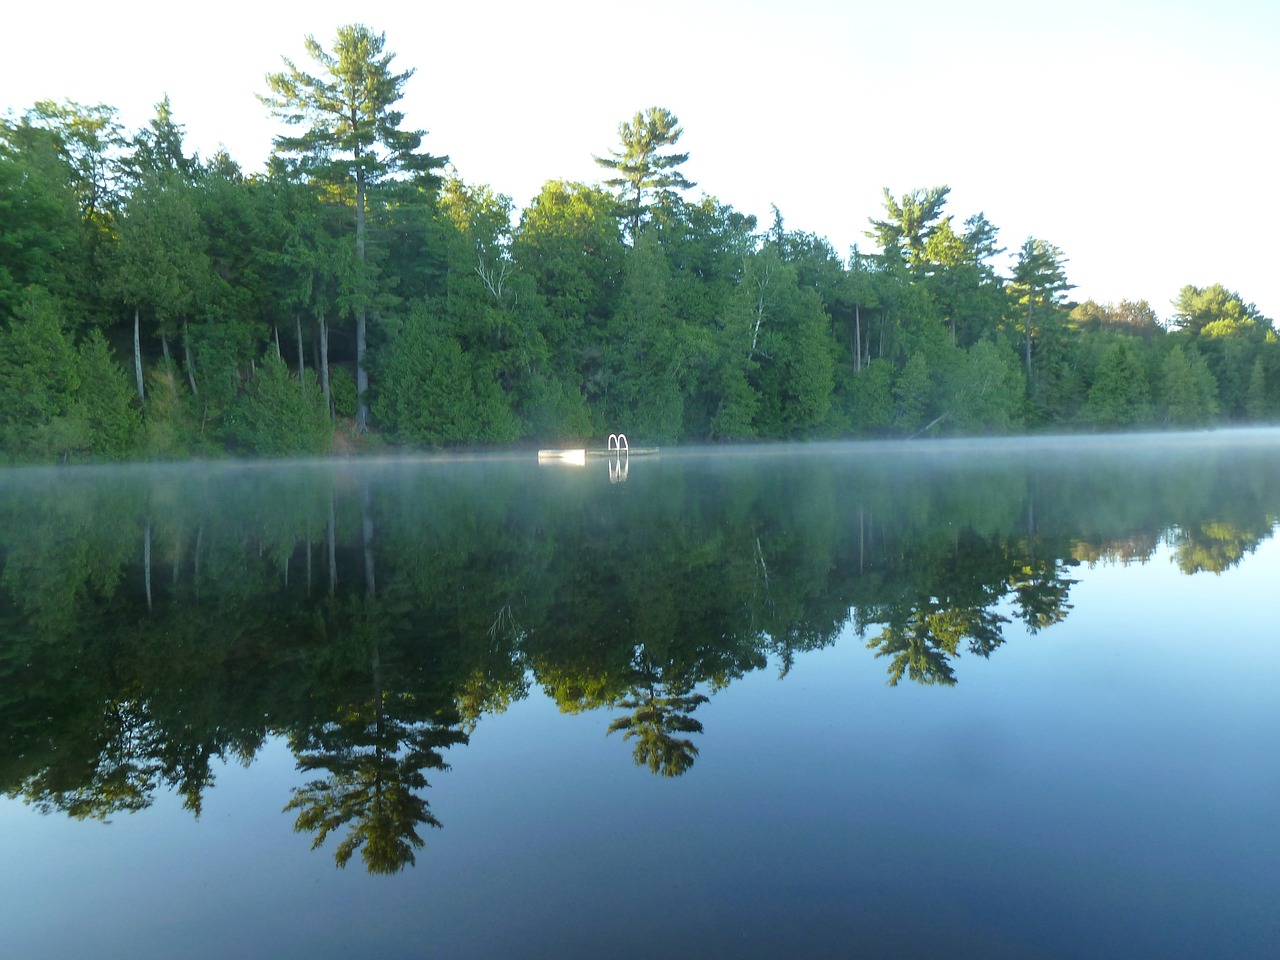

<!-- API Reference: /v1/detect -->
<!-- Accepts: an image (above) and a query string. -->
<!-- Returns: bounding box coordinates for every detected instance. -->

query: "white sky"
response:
[5,0,1278,322]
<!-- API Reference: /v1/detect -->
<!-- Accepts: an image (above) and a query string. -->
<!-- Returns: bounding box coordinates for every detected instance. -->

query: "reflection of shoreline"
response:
[1,444,1279,868]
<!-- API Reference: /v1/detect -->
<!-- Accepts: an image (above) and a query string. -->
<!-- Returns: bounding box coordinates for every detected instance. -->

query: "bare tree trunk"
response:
[274,325,282,361]
[854,303,862,372]
[1025,302,1034,383]
[362,483,375,599]
[327,492,337,597]
[295,313,305,392]
[319,311,332,421]
[355,167,368,433]
[144,523,153,613]
[133,307,145,402]
[182,317,198,395]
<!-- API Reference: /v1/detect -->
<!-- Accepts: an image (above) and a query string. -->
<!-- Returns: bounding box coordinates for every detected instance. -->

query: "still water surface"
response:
[1,433,1279,958]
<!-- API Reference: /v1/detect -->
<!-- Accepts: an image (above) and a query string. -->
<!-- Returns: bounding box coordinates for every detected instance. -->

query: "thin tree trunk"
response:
[1025,301,1034,383]
[355,167,368,433]
[327,492,337,597]
[133,307,145,402]
[144,523,153,613]
[274,325,282,361]
[319,311,332,421]
[295,313,305,393]
[362,483,375,599]
[854,303,862,372]
[182,317,198,395]
[161,333,171,366]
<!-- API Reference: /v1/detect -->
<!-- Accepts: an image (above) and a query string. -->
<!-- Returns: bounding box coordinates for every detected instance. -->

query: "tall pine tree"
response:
[261,24,446,432]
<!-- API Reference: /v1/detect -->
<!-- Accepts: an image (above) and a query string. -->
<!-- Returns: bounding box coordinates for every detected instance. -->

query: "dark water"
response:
[2,433,1279,959]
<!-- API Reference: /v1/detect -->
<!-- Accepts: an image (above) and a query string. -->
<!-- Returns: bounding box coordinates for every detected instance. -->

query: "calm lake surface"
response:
[2,433,1279,959]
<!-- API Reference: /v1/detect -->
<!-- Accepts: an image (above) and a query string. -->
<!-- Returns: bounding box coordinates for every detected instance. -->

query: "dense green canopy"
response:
[1,24,1277,463]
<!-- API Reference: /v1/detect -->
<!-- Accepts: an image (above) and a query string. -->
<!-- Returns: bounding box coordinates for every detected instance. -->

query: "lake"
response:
[2,432,1278,959]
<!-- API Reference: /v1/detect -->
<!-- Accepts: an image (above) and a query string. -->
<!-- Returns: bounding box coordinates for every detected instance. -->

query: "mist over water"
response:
[2,431,1279,958]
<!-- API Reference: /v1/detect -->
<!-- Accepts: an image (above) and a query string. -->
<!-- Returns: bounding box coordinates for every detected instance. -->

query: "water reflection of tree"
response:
[857,531,1077,686]
[285,700,466,873]
[607,654,709,777]
[1168,520,1273,575]
[867,604,1007,687]
[3,444,1280,841]
[282,590,469,874]
[284,487,470,873]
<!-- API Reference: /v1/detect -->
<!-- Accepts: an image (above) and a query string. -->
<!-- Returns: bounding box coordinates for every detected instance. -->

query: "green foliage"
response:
[4,81,1280,460]
[893,352,933,434]
[867,186,951,270]
[262,23,448,432]
[594,107,695,239]
[1083,340,1151,426]
[0,140,89,316]
[140,365,197,459]
[846,360,895,434]
[945,340,1025,433]
[225,354,332,456]
[709,364,759,440]
[260,24,445,193]
[0,291,141,462]
[1245,357,1269,421]
[372,303,517,447]
[1172,284,1267,339]
[329,364,357,418]
[601,230,687,442]
[75,330,142,457]
[1161,344,1218,425]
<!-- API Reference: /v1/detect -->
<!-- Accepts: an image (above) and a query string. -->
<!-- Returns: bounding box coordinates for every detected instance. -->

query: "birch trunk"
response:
[182,317,198,395]
[133,307,145,402]
[319,312,332,421]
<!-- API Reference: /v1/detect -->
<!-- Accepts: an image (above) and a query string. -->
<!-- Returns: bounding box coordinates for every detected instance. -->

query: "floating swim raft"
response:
[538,433,657,462]
[536,447,659,461]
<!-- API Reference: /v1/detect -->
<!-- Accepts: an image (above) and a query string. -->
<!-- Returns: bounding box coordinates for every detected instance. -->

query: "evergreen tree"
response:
[1009,237,1072,391]
[261,24,447,433]
[1084,340,1151,427]
[594,107,695,240]
[866,186,951,271]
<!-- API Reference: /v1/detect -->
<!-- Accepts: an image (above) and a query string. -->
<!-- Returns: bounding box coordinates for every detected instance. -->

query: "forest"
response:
[2,24,1277,463]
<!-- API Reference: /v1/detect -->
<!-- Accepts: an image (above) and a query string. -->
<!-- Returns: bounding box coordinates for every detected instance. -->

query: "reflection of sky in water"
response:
[1,449,1279,958]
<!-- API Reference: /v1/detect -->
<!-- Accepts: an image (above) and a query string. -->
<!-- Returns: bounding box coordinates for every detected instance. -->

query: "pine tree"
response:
[594,107,695,241]
[261,24,447,432]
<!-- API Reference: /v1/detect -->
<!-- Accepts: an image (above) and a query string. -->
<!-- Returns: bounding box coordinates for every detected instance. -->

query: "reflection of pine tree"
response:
[285,701,466,873]
[607,656,708,777]
[1010,558,1075,632]
[287,487,469,874]
[869,617,960,687]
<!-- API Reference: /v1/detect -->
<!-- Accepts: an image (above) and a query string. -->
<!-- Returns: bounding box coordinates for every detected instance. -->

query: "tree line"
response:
[2,24,1277,463]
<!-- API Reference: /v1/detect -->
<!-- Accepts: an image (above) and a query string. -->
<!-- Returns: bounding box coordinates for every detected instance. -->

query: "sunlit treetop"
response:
[259,23,446,191]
